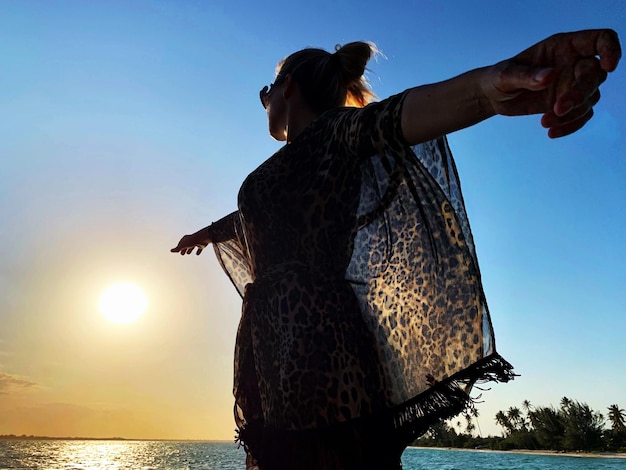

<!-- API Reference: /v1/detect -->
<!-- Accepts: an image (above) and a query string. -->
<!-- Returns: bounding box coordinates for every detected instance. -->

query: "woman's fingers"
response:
[171,233,206,256]
[542,89,600,128]
[547,107,595,139]
[553,57,606,117]
[173,244,206,255]
[585,29,621,72]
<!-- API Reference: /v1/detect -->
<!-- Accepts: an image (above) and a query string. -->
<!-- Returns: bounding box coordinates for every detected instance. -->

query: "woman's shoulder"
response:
[290,91,410,159]
[320,91,409,124]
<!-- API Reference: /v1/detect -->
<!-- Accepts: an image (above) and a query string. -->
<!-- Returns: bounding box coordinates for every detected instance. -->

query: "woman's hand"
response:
[482,29,621,138]
[171,226,212,256]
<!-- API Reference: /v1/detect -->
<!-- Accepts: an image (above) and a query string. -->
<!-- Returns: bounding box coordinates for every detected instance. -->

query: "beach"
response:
[414,446,626,459]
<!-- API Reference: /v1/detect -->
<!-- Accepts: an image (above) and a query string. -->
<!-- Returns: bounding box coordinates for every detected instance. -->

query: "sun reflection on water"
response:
[0,439,245,469]
[49,440,155,469]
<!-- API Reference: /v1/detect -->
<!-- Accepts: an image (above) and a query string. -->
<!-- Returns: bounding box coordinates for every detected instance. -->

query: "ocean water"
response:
[0,440,624,469]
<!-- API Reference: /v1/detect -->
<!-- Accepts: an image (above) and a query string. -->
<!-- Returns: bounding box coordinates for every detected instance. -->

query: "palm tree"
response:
[495,410,512,437]
[464,414,475,436]
[469,406,482,437]
[521,400,533,430]
[607,404,626,431]
[507,406,524,432]
[529,405,565,450]
[561,401,604,451]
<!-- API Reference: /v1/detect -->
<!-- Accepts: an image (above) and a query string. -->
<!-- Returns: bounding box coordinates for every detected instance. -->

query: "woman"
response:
[172,30,620,469]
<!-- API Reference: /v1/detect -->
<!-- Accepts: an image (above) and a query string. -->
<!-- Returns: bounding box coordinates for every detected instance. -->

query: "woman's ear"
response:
[282,74,296,100]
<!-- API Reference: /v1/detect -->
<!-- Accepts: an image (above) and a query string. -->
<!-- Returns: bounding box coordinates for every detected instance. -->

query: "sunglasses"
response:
[259,74,285,109]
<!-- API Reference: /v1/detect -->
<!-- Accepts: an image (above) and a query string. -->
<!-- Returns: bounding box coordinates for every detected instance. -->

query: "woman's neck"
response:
[286,107,318,143]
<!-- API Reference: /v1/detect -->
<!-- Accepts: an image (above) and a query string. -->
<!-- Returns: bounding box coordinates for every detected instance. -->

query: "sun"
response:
[99,282,147,324]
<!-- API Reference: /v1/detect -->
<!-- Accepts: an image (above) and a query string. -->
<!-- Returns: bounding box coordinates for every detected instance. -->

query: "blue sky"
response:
[0,1,624,439]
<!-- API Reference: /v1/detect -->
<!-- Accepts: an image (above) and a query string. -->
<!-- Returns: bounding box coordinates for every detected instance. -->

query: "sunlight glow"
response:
[99,282,147,324]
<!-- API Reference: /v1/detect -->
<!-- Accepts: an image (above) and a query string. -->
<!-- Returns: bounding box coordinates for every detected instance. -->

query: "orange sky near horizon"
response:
[1,231,242,440]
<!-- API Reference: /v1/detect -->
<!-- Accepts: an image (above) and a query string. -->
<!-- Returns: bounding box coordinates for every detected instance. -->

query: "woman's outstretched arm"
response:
[171,210,239,256]
[401,29,621,145]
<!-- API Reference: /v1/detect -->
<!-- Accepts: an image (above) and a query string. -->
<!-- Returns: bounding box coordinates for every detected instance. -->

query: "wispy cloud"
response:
[0,372,39,394]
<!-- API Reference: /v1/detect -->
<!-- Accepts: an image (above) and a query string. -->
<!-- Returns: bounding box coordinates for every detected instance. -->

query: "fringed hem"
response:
[235,353,515,466]
[391,352,516,444]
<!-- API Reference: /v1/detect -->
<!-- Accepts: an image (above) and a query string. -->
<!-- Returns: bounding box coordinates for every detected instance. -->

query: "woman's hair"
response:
[276,41,377,115]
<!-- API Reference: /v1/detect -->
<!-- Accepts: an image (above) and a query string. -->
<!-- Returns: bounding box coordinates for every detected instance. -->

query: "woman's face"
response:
[259,73,290,141]
[265,82,288,141]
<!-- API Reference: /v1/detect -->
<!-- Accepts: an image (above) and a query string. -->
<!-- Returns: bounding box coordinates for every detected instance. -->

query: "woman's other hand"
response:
[171,227,212,255]
[482,29,621,138]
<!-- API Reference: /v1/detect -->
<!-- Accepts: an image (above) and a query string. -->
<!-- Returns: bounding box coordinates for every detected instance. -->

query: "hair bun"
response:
[332,41,377,85]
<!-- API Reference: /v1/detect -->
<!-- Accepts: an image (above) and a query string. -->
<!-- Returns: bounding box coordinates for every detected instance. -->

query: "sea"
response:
[0,440,624,469]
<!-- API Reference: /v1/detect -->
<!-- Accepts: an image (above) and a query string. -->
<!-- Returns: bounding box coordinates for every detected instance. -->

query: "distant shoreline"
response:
[412,446,626,459]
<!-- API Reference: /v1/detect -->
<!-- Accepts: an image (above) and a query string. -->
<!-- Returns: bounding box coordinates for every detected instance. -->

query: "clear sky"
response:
[0,0,624,440]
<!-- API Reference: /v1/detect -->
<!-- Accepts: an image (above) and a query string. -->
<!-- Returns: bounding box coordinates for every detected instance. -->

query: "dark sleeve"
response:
[328,91,410,159]
[210,211,241,243]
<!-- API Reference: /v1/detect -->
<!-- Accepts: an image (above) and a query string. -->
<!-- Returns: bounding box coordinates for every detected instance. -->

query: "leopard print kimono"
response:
[211,92,515,467]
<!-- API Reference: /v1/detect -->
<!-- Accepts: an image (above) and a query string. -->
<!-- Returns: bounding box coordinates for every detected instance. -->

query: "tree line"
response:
[415,398,626,453]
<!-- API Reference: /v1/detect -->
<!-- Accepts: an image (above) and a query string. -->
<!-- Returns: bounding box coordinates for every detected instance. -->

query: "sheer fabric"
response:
[212,94,514,457]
